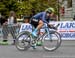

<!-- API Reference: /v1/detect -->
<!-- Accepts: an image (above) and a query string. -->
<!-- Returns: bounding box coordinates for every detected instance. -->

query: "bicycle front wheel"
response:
[15,31,32,51]
[42,31,61,51]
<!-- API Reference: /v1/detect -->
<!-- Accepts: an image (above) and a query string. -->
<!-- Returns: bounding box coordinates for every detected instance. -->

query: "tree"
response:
[0,0,58,16]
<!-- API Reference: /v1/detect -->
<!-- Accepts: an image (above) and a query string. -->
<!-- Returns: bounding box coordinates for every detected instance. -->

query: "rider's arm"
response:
[42,12,48,24]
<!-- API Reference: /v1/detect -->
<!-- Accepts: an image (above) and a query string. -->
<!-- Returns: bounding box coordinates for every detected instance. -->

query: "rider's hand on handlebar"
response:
[47,23,54,27]
[48,23,57,30]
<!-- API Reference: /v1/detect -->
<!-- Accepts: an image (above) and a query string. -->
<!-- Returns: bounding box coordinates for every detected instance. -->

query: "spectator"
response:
[0,15,8,45]
[8,11,17,45]
[2,11,17,45]
[8,11,17,24]
[0,15,7,26]
[60,6,65,17]
[23,16,30,23]
[19,16,32,33]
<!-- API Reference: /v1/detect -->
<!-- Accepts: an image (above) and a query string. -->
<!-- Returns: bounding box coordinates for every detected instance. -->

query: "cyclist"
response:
[31,7,55,37]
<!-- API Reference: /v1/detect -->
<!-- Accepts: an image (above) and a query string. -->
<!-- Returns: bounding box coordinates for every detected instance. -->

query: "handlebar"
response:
[47,23,60,30]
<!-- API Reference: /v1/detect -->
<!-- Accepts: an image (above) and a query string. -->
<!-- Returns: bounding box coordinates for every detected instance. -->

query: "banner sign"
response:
[19,23,33,33]
[18,21,75,40]
[50,21,75,40]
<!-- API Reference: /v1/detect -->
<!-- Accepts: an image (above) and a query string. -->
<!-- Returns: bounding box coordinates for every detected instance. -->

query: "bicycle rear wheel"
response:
[42,31,61,51]
[15,31,32,51]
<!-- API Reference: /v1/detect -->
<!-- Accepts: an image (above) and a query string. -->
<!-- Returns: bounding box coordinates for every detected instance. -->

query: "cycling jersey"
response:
[32,12,50,24]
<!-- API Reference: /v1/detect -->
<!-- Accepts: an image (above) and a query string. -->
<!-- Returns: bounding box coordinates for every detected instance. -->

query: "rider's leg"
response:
[32,20,43,37]
[31,20,43,49]
[37,20,44,30]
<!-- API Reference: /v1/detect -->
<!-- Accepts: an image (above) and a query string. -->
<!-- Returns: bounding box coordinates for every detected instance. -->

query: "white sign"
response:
[19,21,75,40]
[50,21,75,40]
[19,23,33,33]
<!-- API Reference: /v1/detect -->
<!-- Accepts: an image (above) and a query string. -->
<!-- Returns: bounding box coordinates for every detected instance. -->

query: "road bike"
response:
[15,23,62,51]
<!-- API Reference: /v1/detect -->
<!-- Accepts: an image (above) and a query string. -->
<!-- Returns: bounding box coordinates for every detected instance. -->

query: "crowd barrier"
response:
[0,24,20,37]
[0,21,75,40]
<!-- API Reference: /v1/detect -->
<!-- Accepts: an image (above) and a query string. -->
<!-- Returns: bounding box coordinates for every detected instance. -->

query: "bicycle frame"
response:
[35,23,53,41]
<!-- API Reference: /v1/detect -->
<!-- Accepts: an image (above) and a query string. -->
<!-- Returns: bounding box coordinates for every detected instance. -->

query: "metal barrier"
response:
[0,24,20,39]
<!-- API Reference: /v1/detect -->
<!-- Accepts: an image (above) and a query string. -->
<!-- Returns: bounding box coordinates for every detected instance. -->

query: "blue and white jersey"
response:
[32,12,50,24]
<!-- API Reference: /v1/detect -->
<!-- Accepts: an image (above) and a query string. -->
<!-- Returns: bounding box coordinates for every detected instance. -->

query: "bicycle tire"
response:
[42,31,62,51]
[15,31,32,51]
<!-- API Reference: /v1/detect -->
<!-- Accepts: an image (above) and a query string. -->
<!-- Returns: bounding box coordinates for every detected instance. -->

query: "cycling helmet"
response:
[45,7,55,14]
